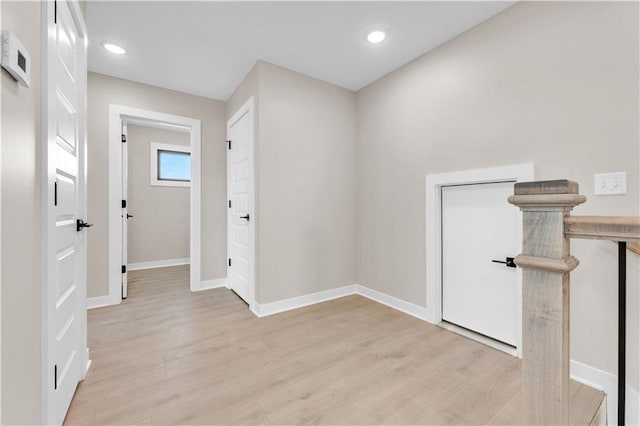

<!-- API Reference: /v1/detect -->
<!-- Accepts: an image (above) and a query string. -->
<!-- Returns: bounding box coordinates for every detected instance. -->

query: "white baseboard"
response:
[355,284,429,321]
[628,385,640,426]
[252,285,358,317]
[87,277,227,309]
[86,295,117,309]
[198,278,227,291]
[128,257,190,271]
[570,359,620,425]
[84,347,92,378]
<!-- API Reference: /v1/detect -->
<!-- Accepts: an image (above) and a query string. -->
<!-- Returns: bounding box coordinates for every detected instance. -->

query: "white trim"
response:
[128,258,190,271]
[85,349,91,371]
[125,117,190,133]
[227,98,256,311]
[252,285,357,317]
[149,142,191,187]
[629,384,640,426]
[439,321,517,356]
[0,0,2,418]
[425,163,535,359]
[198,278,228,291]
[355,285,429,321]
[108,105,203,302]
[86,295,114,310]
[570,359,620,426]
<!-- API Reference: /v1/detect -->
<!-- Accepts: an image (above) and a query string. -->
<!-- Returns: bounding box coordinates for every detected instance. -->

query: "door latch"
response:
[491,257,516,268]
[76,219,93,232]
[240,214,250,221]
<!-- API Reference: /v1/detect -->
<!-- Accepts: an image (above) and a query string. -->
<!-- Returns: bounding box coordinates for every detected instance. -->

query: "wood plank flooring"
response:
[65,265,604,425]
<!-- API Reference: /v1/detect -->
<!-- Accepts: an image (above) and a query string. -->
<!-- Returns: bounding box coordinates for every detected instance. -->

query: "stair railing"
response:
[508,179,640,425]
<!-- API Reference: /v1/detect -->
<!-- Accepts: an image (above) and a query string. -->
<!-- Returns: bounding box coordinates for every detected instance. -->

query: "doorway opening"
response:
[122,122,192,298]
[425,163,535,357]
[108,105,202,305]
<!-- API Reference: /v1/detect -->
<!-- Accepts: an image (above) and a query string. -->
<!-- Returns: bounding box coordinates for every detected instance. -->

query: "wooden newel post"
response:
[508,180,586,425]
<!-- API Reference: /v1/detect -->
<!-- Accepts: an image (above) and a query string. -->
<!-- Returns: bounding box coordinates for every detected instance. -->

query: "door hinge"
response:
[122,200,127,208]
[54,364,58,390]
[228,258,232,267]
[122,265,127,274]
[227,140,232,150]
[122,134,127,143]
[228,200,232,208]
[54,1,57,24]
[54,181,58,206]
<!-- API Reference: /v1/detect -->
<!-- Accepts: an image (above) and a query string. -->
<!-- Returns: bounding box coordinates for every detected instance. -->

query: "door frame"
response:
[41,0,88,423]
[108,105,202,304]
[425,163,535,358]
[226,97,256,312]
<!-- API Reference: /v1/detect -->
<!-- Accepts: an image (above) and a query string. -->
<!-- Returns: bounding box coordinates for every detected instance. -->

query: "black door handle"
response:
[240,214,250,221]
[76,219,93,232]
[127,214,134,219]
[492,257,516,268]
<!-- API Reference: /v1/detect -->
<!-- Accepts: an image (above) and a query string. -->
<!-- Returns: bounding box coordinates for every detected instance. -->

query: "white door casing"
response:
[425,163,534,358]
[121,122,128,299]
[107,106,201,305]
[227,98,255,308]
[441,181,519,346]
[42,0,88,424]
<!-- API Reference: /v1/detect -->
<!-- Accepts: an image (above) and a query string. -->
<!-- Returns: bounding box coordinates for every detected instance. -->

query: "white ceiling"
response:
[87,1,515,101]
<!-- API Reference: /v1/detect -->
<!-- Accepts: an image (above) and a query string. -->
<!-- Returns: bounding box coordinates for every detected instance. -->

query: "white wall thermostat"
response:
[1,30,31,88]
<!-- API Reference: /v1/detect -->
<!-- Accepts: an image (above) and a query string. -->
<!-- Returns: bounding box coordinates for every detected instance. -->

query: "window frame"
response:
[150,142,191,187]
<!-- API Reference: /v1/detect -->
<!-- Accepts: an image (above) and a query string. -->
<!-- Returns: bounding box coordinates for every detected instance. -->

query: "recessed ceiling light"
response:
[366,30,386,44]
[102,42,126,55]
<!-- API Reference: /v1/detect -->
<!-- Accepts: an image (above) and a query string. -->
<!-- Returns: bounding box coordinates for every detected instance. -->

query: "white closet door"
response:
[227,111,251,303]
[441,181,519,346]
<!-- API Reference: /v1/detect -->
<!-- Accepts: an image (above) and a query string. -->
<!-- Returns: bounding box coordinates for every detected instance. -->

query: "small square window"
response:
[158,150,190,182]
[150,142,191,187]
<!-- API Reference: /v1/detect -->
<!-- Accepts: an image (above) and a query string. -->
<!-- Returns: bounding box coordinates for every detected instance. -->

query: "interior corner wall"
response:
[226,61,358,305]
[1,2,42,424]
[355,0,639,393]
[87,73,227,298]
[257,62,357,304]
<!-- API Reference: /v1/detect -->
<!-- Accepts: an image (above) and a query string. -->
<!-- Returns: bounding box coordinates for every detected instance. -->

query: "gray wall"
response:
[127,125,190,264]
[226,61,358,304]
[1,2,42,423]
[87,73,227,297]
[355,1,639,389]
[259,62,357,303]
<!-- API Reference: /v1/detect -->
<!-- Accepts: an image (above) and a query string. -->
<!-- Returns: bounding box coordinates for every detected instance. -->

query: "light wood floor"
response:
[65,265,604,425]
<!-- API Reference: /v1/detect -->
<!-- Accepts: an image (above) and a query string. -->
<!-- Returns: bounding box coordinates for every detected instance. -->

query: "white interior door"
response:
[441,181,519,346]
[121,122,128,299]
[227,107,253,304]
[44,0,87,423]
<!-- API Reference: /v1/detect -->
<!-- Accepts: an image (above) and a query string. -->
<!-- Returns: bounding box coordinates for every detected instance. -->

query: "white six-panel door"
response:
[441,181,519,346]
[227,102,254,305]
[43,0,87,424]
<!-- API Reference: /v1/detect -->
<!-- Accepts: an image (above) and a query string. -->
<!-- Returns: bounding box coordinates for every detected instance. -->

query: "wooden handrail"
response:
[565,216,640,242]
[626,242,640,255]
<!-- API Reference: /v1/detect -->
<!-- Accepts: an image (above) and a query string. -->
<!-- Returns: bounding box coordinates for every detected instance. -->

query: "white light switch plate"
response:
[593,172,627,195]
